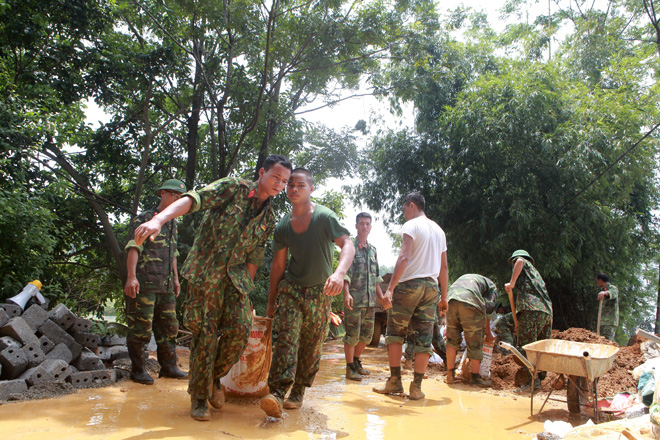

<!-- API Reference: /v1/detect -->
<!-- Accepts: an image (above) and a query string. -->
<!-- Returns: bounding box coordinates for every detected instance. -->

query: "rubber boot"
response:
[190,397,211,421]
[409,382,425,400]
[518,378,541,393]
[354,358,370,376]
[445,369,455,384]
[260,393,283,418]
[373,375,404,395]
[208,377,225,409]
[346,362,362,381]
[157,346,188,379]
[283,384,305,410]
[127,341,154,385]
[470,372,491,388]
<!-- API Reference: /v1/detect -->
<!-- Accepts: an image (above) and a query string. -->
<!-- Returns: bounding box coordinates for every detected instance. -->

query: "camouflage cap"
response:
[509,249,534,265]
[156,179,186,196]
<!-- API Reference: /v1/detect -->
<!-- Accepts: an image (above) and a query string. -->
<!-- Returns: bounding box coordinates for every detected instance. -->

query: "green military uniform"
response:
[268,205,349,400]
[404,310,446,362]
[125,208,180,348]
[387,278,439,355]
[343,237,383,346]
[513,259,553,354]
[445,274,497,361]
[599,284,619,341]
[181,177,276,400]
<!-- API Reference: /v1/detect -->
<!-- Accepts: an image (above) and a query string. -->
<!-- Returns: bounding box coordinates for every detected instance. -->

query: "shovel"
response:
[596,298,603,336]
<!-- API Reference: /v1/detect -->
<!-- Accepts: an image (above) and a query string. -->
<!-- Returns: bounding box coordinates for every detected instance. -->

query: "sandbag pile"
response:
[0,302,129,402]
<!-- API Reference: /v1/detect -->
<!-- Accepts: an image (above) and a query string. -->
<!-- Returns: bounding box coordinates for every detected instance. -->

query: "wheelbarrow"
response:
[500,339,619,421]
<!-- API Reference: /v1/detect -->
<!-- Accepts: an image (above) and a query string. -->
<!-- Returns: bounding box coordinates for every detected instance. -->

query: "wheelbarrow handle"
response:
[499,341,535,372]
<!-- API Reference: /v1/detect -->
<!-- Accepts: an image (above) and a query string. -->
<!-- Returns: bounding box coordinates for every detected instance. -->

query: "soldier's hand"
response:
[174,279,181,297]
[124,277,139,298]
[504,283,513,294]
[134,219,163,246]
[344,293,353,311]
[266,302,277,319]
[324,273,344,297]
[597,292,605,301]
[437,298,448,317]
[379,289,393,311]
[485,333,496,345]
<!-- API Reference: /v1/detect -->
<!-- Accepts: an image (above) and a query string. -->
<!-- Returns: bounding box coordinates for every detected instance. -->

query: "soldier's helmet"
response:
[508,249,534,265]
[156,179,187,196]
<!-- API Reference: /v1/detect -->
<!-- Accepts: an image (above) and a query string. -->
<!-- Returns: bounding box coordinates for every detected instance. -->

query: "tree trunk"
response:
[131,85,154,215]
[655,264,660,334]
[186,39,204,190]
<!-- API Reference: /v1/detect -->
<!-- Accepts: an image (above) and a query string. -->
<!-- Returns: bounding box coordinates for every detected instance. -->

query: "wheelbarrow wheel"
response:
[567,375,583,413]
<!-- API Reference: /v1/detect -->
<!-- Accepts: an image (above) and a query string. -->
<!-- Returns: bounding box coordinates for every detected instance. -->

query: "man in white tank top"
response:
[373,192,448,400]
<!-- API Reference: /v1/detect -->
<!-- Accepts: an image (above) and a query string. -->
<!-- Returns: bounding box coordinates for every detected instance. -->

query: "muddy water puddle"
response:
[0,341,556,439]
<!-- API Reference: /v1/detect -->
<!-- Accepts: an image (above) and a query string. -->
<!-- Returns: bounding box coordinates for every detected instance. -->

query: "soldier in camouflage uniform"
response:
[260,168,355,418]
[444,274,497,387]
[373,192,449,401]
[505,249,553,391]
[125,179,188,385]
[403,312,446,368]
[342,212,383,381]
[132,155,292,421]
[596,273,619,341]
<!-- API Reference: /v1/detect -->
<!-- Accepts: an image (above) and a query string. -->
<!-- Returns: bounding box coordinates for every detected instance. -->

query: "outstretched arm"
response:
[134,197,193,246]
[266,247,288,318]
[324,234,355,296]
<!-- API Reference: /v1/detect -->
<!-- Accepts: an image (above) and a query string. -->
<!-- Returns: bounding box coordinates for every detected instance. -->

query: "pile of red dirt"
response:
[488,328,644,396]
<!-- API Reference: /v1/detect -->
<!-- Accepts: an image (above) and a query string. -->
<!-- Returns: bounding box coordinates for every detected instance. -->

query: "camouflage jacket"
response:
[125,208,178,293]
[599,284,619,326]
[514,259,552,315]
[180,177,275,295]
[345,237,383,308]
[447,274,498,315]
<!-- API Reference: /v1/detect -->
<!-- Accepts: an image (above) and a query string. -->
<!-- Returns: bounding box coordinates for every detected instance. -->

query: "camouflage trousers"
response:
[494,312,515,346]
[446,300,487,361]
[268,280,331,399]
[343,306,376,346]
[184,279,253,399]
[404,310,446,360]
[517,310,552,356]
[386,277,439,355]
[126,290,178,348]
[600,325,616,342]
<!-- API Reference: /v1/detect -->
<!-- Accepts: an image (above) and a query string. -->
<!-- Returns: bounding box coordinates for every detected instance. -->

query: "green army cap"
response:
[509,249,534,265]
[156,179,187,196]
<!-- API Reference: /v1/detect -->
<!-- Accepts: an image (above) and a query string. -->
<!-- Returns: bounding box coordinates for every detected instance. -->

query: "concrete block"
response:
[45,342,73,364]
[113,367,130,381]
[72,332,100,350]
[67,371,94,389]
[19,365,53,387]
[23,341,45,368]
[0,303,22,319]
[40,359,71,382]
[97,346,111,361]
[0,379,28,401]
[0,335,20,351]
[69,341,83,360]
[91,368,116,385]
[72,317,92,333]
[0,345,28,379]
[108,336,127,347]
[0,317,40,346]
[48,304,77,331]
[0,307,8,327]
[38,319,75,348]
[72,348,105,371]
[108,345,129,361]
[21,304,49,331]
[39,335,54,354]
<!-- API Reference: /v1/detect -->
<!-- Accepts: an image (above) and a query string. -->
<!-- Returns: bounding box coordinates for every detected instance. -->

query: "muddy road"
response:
[0,340,560,439]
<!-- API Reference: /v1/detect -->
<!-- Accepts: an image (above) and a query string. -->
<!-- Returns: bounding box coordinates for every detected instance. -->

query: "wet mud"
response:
[0,339,562,439]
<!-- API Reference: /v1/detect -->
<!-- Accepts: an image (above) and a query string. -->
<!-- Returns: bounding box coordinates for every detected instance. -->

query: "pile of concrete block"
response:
[0,302,129,402]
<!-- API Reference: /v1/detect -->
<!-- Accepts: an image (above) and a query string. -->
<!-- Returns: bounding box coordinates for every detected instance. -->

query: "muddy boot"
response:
[127,341,154,385]
[373,376,404,395]
[470,372,491,388]
[190,397,211,421]
[354,358,370,376]
[445,369,455,384]
[283,384,305,410]
[409,382,425,400]
[260,393,283,418]
[346,362,362,381]
[157,346,188,379]
[208,378,225,410]
[517,378,541,393]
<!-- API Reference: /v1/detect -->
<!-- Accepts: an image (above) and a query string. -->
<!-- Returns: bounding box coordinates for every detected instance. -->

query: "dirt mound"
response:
[488,328,644,396]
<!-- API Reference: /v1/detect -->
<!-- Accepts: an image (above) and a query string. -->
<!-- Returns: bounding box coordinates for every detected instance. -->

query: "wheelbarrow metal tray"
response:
[523,339,619,378]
